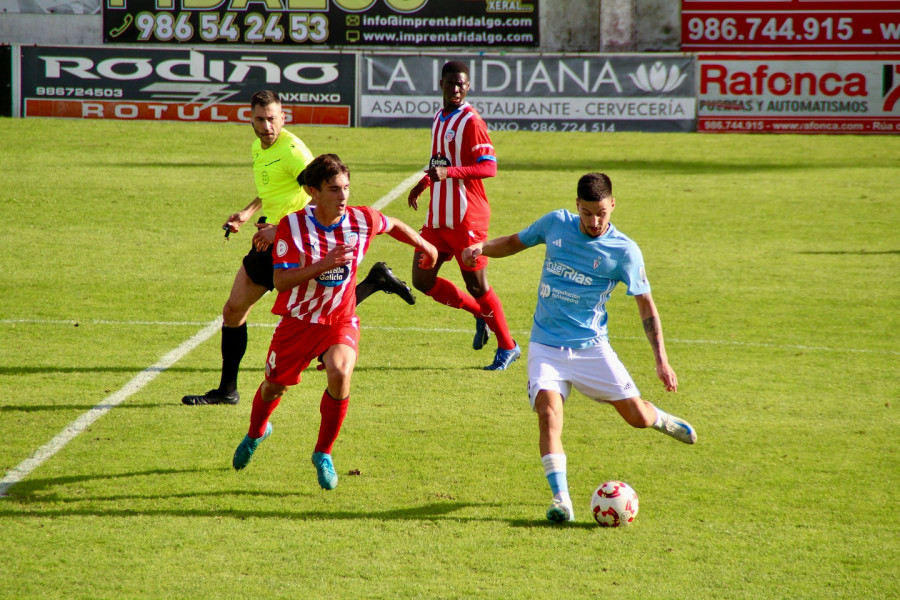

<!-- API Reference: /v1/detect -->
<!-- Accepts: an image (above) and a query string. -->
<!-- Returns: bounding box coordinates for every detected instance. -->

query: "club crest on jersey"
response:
[344,232,359,248]
[444,129,456,143]
[317,265,350,287]
[276,239,289,258]
[430,154,451,168]
[593,256,602,269]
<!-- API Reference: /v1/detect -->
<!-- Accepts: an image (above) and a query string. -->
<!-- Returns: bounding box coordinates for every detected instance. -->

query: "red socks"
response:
[475,287,515,350]
[247,387,349,455]
[425,279,515,350]
[425,277,481,315]
[315,390,349,455]
[248,387,281,439]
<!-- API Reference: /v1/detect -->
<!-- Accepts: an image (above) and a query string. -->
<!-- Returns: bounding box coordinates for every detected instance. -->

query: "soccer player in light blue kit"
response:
[463,172,696,523]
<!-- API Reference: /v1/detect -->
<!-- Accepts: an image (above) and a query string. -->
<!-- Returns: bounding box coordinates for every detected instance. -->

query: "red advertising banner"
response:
[682,1,900,51]
[697,54,900,133]
[23,99,350,125]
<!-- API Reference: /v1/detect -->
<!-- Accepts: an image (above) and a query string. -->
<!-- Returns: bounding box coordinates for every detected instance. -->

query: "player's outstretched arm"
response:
[462,233,527,268]
[384,216,439,269]
[224,196,263,234]
[634,293,678,392]
[444,160,497,182]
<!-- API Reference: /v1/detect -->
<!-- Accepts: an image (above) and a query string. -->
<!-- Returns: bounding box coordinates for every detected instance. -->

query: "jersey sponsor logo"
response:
[261,170,269,184]
[317,265,350,287]
[276,239,289,258]
[430,153,451,168]
[545,259,593,285]
[541,284,582,304]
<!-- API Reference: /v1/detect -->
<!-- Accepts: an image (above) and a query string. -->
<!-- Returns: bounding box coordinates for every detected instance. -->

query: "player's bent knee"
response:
[411,274,435,294]
[222,302,251,327]
[261,380,287,401]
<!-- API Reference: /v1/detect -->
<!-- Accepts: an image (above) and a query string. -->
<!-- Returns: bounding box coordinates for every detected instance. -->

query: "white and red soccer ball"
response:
[591,480,639,527]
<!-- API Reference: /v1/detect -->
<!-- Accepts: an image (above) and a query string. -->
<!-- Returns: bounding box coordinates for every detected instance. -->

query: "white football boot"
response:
[654,412,697,444]
[546,498,575,523]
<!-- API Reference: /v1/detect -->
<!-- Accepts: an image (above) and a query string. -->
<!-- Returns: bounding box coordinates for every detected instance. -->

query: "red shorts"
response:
[264,316,360,387]
[420,225,489,271]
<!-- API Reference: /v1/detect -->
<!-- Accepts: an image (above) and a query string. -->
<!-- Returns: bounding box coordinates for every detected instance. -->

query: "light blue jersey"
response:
[518,210,650,349]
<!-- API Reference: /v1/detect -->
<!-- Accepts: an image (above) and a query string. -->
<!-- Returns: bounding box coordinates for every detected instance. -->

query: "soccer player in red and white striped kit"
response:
[407,60,520,370]
[232,154,438,489]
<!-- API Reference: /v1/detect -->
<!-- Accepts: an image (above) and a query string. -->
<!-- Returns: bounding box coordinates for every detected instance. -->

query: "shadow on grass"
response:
[0,468,594,528]
[353,365,499,373]
[796,250,900,256]
[0,366,221,375]
[0,501,593,529]
[1,468,212,495]
[0,403,176,413]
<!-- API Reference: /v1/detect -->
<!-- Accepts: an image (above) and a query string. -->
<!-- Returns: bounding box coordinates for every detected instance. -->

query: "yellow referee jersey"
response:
[252,128,314,225]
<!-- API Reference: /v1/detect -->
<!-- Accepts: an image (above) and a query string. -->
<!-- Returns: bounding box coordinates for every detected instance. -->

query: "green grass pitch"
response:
[0,117,898,599]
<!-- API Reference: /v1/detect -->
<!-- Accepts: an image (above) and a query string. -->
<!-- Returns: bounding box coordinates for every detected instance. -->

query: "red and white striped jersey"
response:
[271,205,388,324]
[426,102,496,229]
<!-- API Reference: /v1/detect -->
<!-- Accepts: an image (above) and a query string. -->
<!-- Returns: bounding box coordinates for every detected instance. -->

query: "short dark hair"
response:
[251,90,280,110]
[441,61,470,79]
[577,173,613,203]
[300,154,350,190]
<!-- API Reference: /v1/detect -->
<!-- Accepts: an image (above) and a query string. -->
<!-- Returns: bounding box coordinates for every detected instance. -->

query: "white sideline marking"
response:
[0,176,423,496]
[372,170,425,211]
[0,319,222,497]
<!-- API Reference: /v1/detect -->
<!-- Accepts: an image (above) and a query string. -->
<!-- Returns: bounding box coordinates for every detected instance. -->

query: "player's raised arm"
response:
[633,292,677,392]
[224,196,262,234]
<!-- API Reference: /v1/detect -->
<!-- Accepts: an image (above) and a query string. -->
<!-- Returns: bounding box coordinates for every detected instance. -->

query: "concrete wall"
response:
[600,0,680,52]
[0,1,680,51]
[540,0,600,52]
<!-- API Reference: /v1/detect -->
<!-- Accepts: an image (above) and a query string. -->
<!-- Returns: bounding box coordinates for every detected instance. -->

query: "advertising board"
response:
[102,0,539,47]
[17,46,355,125]
[697,54,900,133]
[361,54,696,132]
[682,1,900,51]
[1,45,11,117]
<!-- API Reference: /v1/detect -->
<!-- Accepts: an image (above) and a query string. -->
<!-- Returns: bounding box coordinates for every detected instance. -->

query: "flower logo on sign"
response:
[629,62,686,93]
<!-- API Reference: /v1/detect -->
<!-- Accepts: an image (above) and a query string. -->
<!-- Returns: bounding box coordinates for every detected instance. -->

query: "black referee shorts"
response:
[242,244,275,291]
[241,217,274,291]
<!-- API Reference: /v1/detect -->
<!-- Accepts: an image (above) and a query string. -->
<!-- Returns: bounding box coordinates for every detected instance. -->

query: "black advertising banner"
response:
[1,45,11,117]
[103,0,539,47]
[18,45,355,125]
[361,53,696,132]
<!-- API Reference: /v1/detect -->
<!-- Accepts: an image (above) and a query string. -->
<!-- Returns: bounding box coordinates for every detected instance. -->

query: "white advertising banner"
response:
[698,54,900,133]
[361,53,696,132]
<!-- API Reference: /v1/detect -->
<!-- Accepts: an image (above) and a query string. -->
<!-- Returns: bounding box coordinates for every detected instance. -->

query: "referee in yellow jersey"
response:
[183,90,414,406]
